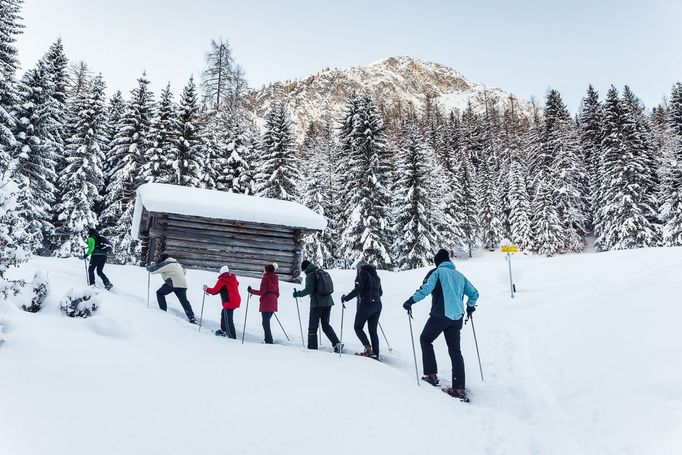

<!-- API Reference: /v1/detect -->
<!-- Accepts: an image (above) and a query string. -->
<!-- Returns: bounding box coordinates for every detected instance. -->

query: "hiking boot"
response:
[104,282,113,291]
[355,346,373,357]
[421,374,440,387]
[215,329,227,337]
[333,343,344,354]
[188,317,198,325]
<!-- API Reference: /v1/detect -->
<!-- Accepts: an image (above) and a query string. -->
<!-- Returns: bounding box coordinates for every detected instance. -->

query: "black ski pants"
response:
[308,306,340,350]
[88,255,111,286]
[262,312,274,344]
[221,308,237,339]
[354,303,382,354]
[420,315,465,389]
[156,281,196,321]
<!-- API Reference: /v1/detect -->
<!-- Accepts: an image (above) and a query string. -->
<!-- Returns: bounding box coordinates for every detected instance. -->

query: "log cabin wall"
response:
[138,210,304,282]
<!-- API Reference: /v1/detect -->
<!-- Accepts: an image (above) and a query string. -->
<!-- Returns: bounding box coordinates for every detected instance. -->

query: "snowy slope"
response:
[1,248,682,455]
[245,56,535,138]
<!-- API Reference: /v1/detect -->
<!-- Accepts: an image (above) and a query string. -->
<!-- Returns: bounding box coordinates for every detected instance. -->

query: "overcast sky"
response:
[17,0,682,112]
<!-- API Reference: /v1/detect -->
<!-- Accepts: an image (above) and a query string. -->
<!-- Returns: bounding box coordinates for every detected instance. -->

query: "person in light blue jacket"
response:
[403,249,479,399]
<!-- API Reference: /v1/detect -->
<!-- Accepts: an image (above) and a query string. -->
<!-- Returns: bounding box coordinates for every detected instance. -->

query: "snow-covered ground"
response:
[1,248,681,455]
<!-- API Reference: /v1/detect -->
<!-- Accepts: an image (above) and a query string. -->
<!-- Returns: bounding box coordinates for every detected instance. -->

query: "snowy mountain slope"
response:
[245,56,535,137]
[2,248,682,455]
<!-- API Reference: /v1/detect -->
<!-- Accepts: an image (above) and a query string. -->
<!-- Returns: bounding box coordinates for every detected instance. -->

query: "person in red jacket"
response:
[247,263,280,344]
[204,265,241,339]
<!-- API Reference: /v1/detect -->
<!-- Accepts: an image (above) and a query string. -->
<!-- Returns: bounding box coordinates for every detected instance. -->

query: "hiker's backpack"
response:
[95,234,114,254]
[314,269,334,296]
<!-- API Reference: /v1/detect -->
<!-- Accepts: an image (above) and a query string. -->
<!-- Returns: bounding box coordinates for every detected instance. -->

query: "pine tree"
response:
[218,110,254,194]
[392,122,443,269]
[0,172,28,298]
[659,83,682,245]
[53,74,107,257]
[201,38,248,111]
[142,83,177,184]
[255,100,300,201]
[67,61,91,99]
[10,60,58,251]
[100,74,154,262]
[508,149,533,250]
[0,0,23,158]
[339,93,392,268]
[41,38,69,172]
[98,90,124,215]
[173,77,202,187]
[456,104,483,257]
[596,86,660,250]
[578,85,602,231]
[532,180,563,256]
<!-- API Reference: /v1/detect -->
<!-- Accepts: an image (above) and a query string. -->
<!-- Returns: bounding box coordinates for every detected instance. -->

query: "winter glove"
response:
[403,298,414,313]
[466,306,476,317]
[292,290,299,299]
[202,284,208,291]
[341,294,347,303]
[247,286,252,293]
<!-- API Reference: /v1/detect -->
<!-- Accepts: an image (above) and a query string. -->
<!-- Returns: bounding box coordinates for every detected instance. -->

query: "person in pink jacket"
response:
[247,263,280,344]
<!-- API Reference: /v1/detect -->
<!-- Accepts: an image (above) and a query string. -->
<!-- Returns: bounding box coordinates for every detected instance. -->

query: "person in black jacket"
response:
[341,258,383,359]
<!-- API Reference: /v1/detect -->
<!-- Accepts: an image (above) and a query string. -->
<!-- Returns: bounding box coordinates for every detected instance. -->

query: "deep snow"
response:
[1,248,682,455]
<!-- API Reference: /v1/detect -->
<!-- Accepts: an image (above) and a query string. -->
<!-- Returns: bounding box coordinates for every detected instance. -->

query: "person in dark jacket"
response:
[84,227,113,290]
[293,260,342,352]
[402,249,479,399]
[204,265,241,338]
[147,253,197,324]
[247,263,280,344]
[341,258,383,359]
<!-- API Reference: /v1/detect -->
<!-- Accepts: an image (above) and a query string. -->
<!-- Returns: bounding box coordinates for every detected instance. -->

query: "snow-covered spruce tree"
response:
[41,39,69,172]
[531,180,563,256]
[218,109,255,194]
[534,89,586,254]
[10,59,58,252]
[301,122,337,265]
[335,92,361,239]
[173,77,203,187]
[0,0,23,157]
[53,74,107,257]
[455,104,483,257]
[506,110,534,254]
[477,154,505,250]
[142,83,177,184]
[578,85,602,230]
[661,82,682,245]
[596,86,660,250]
[0,171,28,298]
[255,100,300,201]
[97,90,124,216]
[392,122,444,269]
[100,74,154,263]
[339,92,392,268]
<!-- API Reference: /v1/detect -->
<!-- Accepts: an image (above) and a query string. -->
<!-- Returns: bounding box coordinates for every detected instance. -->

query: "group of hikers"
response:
[84,227,479,400]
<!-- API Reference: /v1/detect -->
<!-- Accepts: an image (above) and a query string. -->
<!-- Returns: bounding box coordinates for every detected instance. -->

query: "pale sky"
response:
[17,0,682,112]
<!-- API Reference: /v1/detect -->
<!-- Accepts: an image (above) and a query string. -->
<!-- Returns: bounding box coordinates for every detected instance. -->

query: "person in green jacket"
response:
[84,227,113,290]
[293,260,342,352]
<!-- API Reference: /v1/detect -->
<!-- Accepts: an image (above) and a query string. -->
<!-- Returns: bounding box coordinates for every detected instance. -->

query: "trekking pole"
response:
[241,293,251,344]
[273,313,290,341]
[338,303,345,357]
[146,272,151,308]
[407,311,420,387]
[83,258,89,285]
[378,321,393,352]
[466,314,484,381]
[198,292,206,332]
[294,293,305,347]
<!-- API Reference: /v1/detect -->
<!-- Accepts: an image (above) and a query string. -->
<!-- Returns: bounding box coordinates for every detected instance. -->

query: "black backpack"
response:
[314,269,334,296]
[95,235,114,254]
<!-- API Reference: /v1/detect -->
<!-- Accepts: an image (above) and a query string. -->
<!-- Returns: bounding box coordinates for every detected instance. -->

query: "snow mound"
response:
[59,287,101,318]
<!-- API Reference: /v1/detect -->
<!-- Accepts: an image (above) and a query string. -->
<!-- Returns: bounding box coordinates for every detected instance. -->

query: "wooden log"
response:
[164,240,298,260]
[163,214,298,235]
[168,251,295,271]
[163,228,296,249]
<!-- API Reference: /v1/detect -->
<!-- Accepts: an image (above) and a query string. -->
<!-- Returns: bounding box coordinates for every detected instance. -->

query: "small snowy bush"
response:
[60,288,101,318]
[19,271,49,313]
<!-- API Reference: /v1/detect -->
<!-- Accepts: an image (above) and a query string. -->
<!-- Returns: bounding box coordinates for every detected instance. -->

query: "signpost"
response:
[500,244,519,298]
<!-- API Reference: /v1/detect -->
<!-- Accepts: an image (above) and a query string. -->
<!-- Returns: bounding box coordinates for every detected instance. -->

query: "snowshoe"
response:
[421,375,440,387]
[442,388,470,403]
[215,329,227,337]
[333,343,344,354]
[188,317,198,325]
[104,282,113,291]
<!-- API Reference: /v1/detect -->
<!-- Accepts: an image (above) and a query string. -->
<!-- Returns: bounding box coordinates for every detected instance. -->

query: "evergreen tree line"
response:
[2,0,682,275]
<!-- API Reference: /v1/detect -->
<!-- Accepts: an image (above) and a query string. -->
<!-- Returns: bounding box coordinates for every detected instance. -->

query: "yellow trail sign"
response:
[501,245,519,253]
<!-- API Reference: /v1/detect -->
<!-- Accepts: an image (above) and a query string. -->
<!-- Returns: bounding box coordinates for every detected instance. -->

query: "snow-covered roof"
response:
[132,183,327,239]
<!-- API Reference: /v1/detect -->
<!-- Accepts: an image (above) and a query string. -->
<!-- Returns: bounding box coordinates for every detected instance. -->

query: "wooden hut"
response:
[132,183,327,282]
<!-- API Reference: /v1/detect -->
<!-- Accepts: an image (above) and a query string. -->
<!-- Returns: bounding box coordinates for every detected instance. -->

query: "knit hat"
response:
[300,260,311,271]
[219,265,230,275]
[434,249,450,266]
